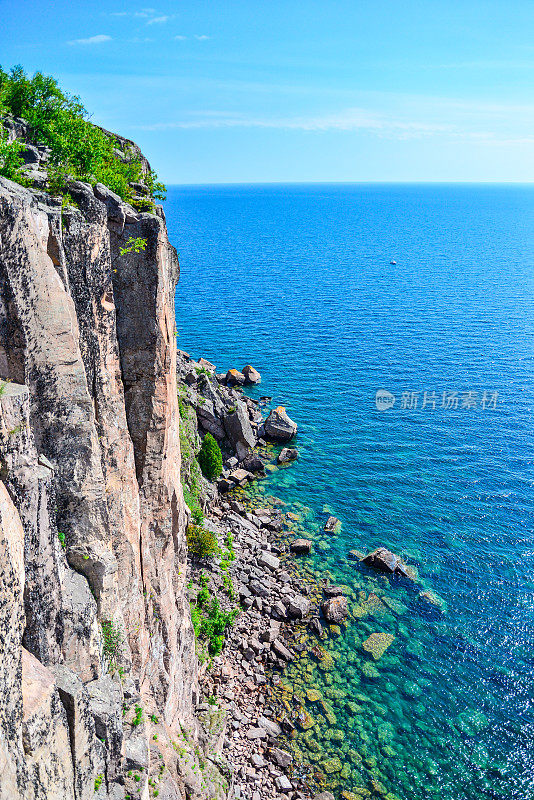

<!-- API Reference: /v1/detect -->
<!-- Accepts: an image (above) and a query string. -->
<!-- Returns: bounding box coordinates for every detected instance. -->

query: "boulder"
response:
[225,368,246,386]
[309,617,323,637]
[321,596,348,623]
[271,601,287,621]
[217,477,234,493]
[288,595,311,619]
[258,551,280,571]
[240,452,265,473]
[269,746,293,769]
[276,775,293,792]
[242,365,261,384]
[277,447,298,464]
[264,406,297,442]
[198,357,216,374]
[228,468,253,487]
[272,640,293,661]
[361,547,413,578]
[223,401,256,454]
[290,538,312,554]
[257,715,281,737]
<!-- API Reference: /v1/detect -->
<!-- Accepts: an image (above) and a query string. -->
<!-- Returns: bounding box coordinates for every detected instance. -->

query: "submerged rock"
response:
[277,447,298,463]
[362,632,396,660]
[361,547,414,579]
[418,590,447,613]
[264,406,297,442]
[324,515,341,533]
[290,538,312,554]
[323,584,344,597]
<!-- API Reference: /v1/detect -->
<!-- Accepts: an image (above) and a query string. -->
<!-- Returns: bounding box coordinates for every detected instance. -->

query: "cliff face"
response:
[0,168,227,798]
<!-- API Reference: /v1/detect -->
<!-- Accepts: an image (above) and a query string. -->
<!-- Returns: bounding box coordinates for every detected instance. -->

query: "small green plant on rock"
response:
[131,705,144,727]
[190,586,239,656]
[57,530,66,549]
[119,236,147,256]
[186,524,219,558]
[197,433,223,481]
[94,774,103,792]
[101,619,124,673]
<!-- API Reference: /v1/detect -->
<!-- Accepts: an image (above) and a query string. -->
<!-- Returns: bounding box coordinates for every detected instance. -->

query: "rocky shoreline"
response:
[177,349,328,799]
[177,348,441,800]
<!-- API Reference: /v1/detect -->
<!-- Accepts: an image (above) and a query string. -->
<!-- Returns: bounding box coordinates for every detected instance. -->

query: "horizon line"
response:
[164,179,534,188]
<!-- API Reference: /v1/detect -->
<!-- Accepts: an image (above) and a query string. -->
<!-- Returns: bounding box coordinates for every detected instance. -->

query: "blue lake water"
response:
[166,184,534,800]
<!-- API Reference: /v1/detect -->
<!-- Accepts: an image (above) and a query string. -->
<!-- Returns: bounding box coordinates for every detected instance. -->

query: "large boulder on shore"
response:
[225,368,246,386]
[223,401,255,457]
[264,406,297,442]
[321,596,348,623]
[361,547,414,579]
[240,451,265,473]
[242,364,261,384]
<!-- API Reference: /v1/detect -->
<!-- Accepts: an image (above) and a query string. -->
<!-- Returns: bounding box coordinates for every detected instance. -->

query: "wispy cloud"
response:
[68,34,112,46]
[135,102,534,146]
[147,15,170,25]
[173,34,211,41]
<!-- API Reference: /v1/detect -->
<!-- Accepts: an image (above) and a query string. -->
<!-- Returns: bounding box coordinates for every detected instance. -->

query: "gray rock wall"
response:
[0,170,217,798]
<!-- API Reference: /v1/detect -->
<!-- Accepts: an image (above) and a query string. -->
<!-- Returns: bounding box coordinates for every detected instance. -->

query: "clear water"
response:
[166,184,534,800]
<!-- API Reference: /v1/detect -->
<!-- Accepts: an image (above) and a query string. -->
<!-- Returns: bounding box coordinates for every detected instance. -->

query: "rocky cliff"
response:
[0,141,230,799]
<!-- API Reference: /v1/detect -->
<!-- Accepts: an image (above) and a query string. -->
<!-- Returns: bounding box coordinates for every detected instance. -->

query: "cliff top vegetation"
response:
[0,65,165,205]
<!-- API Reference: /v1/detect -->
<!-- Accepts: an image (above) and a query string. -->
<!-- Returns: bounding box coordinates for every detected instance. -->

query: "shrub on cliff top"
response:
[0,65,165,203]
[197,433,223,481]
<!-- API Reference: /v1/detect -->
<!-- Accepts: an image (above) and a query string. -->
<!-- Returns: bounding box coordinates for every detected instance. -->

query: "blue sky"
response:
[1,0,533,183]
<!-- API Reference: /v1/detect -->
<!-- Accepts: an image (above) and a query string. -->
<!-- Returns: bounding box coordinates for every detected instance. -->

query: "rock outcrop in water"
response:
[0,131,230,798]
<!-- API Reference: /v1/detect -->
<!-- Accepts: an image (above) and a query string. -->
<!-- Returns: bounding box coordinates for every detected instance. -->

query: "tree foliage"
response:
[197,433,223,481]
[0,65,166,203]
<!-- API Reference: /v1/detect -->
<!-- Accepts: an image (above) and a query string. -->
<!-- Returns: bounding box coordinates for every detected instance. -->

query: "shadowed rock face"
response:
[0,168,223,798]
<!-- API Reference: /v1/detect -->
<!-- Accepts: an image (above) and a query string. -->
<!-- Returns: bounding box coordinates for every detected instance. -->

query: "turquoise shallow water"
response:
[166,184,534,799]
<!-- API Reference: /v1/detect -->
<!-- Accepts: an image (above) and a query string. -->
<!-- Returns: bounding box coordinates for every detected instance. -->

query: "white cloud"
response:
[174,35,187,40]
[68,34,112,45]
[194,34,210,40]
[147,15,170,24]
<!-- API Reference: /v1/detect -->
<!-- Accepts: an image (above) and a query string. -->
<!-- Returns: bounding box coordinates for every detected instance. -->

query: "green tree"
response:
[197,433,223,481]
[0,65,165,204]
